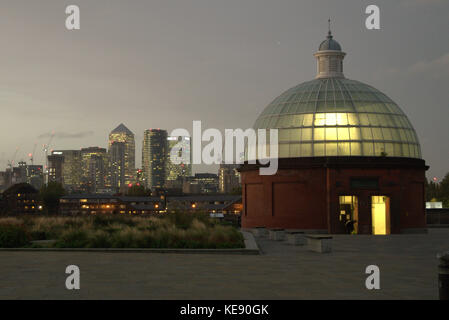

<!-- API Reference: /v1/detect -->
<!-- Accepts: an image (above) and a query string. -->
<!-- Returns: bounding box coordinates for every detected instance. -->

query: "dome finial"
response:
[315,19,346,78]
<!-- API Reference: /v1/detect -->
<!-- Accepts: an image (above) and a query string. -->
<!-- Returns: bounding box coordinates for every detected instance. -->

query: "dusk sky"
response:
[0,0,447,179]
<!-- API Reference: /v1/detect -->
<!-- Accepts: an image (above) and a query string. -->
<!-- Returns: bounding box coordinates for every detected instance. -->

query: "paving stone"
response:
[0,229,447,299]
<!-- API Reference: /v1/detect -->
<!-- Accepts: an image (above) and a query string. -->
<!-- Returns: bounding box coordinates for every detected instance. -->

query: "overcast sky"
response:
[0,0,447,179]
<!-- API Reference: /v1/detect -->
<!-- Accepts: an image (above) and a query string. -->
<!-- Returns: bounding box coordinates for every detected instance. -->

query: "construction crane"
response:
[43,132,55,157]
[7,147,20,170]
[42,131,55,184]
[28,143,38,165]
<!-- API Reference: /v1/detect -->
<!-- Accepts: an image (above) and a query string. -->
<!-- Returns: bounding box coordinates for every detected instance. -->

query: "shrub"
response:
[0,214,244,249]
[88,230,112,248]
[53,229,89,248]
[0,224,30,248]
[92,215,112,228]
[166,211,194,229]
[111,228,141,248]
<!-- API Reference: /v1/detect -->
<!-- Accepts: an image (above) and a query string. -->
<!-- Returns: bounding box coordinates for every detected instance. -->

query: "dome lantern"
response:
[314,20,346,79]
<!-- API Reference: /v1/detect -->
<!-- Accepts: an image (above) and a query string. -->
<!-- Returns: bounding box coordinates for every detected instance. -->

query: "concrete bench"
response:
[252,227,268,237]
[286,231,306,245]
[306,234,333,253]
[268,228,286,241]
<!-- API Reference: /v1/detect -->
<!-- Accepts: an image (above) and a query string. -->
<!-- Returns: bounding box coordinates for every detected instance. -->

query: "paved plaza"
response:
[0,229,448,299]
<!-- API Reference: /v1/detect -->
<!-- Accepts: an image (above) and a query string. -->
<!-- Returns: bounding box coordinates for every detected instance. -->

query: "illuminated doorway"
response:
[371,196,391,235]
[339,196,358,234]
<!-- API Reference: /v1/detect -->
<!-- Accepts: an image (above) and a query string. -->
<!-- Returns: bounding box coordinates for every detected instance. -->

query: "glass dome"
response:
[253,77,421,159]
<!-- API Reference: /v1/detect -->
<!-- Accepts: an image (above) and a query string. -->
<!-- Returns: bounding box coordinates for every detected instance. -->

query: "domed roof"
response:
[319,34,342,51]
[253,77,421,159]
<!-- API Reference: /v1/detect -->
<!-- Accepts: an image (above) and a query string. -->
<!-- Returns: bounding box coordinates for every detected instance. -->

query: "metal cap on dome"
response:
[318,19,342,51]
[314,19,346,78]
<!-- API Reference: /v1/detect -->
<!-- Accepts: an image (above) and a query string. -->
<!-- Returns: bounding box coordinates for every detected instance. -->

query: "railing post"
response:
[437,251,449,300]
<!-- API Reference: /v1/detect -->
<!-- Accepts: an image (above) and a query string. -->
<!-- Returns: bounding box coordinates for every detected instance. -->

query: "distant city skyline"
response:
[0,0,447,180]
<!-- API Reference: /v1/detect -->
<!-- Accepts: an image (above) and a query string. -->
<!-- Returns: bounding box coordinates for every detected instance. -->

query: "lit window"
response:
[347,114,359,125]
[337,142,350,155]
[350,142,362,155]
[300,143,312,156]
[314,143,325,156]
[301,128,312,141]
[326,143,338,156]
[325,113,337,126]
[314,128,325,140]
[325,127,337,140]
[336,113,348,125]
[363,142,374,156]
[337,128,350,140]
[314,113,326,126]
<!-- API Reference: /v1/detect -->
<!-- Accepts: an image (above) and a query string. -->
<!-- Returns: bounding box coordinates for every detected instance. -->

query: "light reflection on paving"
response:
[0,229,447,299]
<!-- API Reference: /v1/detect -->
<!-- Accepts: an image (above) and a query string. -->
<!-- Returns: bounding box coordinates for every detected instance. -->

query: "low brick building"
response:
[59,194,242,217]
[59,194,164,215]
[241,157,427,234]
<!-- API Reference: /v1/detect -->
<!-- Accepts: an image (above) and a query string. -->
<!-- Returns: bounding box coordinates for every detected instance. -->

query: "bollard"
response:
[437,251,449,300]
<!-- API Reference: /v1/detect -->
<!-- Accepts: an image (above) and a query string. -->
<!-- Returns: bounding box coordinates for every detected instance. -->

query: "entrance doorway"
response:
[371,196,391,235]
[339,196,358,234]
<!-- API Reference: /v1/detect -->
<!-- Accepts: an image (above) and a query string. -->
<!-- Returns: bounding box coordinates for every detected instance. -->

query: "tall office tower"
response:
[47,154,64,185]
[27,165,44,190]
[109,124,135,186]
[52,150,82,192]
[218,164,241,193]
[108,141,125,192]
[12,162,28,184]
[166,136,192,183]
[142,129,167,190]
[81,147,108,193]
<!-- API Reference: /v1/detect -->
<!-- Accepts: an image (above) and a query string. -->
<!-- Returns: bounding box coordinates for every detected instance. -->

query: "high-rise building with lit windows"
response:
[81,147,108,193]
[219,164,240,194]
[166,136,192,183]
[142,129,167,190]
[108,141,126,192]
[47,154,64,185]
[52,150,82,192]
[109,124,135,187]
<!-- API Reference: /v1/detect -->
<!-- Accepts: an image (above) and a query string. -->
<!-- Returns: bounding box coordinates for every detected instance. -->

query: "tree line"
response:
[426,172,449,207]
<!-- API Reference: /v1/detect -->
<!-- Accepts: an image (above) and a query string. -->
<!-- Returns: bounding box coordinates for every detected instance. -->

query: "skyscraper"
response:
[26,165,44,190]
[81,147,108,193]
[218,164,240,194]
[109,141,125,192]
[109,124,135,187]
[47,154,64,185]
[52,150,82,192]
[142,129,167,190]
[166,136,192,182]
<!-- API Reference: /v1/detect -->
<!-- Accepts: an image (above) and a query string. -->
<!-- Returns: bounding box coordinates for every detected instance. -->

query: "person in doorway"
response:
[345,219,357,234]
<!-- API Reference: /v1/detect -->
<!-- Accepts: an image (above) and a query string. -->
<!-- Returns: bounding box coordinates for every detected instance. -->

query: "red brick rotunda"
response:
[240,28,428,235]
